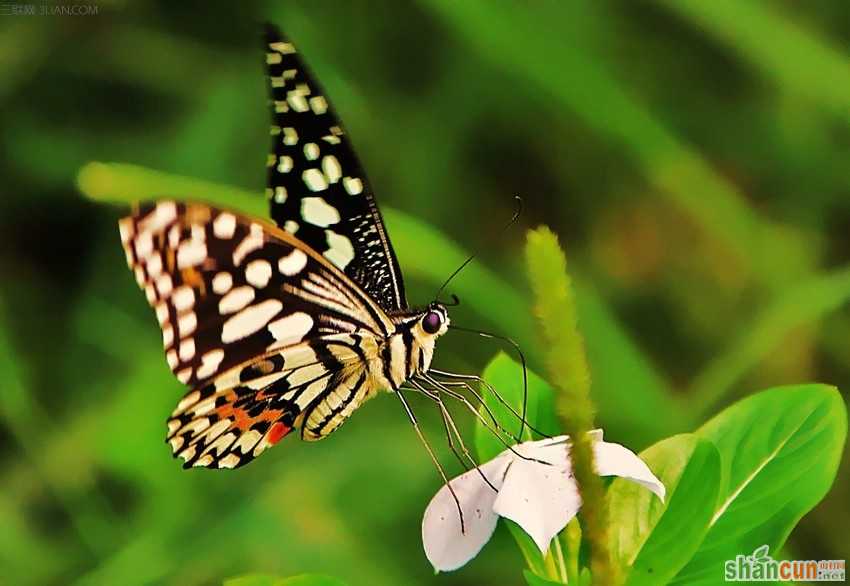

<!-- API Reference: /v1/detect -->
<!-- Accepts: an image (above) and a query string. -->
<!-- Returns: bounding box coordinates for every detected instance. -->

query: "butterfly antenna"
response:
[433,196,523,303]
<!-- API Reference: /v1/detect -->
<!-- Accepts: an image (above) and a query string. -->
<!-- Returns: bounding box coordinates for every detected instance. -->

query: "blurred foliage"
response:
[1,1,849,585]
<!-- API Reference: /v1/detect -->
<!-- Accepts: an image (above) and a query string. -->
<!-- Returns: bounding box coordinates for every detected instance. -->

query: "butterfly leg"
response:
[420,375,552,466]
[406,382,470,473]
[423,375,518,441]
[408,379,499,493]
[428,369,551,440]
[395,389,466,534]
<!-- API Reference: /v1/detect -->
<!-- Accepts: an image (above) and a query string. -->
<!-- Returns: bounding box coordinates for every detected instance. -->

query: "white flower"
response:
[422,430,665,572]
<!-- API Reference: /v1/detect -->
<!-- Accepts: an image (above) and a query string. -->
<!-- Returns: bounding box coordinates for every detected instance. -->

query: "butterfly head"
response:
[420,303,450,337]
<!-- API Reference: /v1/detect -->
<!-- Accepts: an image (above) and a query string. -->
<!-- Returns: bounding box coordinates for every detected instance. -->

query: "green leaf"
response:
[523,569,564,586]
[608,434,721,585]
[507,520,550,579]
[672,384,847,584]
[475,352,560,462]
[224,574,348,586]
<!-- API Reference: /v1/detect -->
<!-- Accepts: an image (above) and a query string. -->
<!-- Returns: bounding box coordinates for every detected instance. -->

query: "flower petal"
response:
[594,440,666,501]
[515,435,571,464]
[492,455,581,553]
[422,454,511,571]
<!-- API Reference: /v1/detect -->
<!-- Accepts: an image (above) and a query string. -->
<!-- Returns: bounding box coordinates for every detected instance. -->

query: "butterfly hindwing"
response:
[120,201,394,390]
[166,336,372,468]
[264,24,407,311]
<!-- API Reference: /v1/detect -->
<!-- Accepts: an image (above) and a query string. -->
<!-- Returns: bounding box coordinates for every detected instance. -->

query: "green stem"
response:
[565,519,582,585]
[552,532,568,583]
[525,227,616,585]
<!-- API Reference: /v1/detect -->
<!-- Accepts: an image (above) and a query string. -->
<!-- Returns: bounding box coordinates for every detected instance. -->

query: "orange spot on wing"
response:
[268,421,291,445]
[215,400,283,433]
[181,267,206,296]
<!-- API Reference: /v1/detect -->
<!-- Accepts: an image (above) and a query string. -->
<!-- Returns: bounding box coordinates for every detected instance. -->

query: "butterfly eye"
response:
[422,311,443,334]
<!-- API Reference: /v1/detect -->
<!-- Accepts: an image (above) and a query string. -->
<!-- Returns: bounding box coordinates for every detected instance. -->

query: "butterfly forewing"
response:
[120,200,393,389]
[264,24,407,311]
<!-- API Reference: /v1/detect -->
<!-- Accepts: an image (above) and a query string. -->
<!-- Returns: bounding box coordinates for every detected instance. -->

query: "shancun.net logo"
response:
[725,545,845,582]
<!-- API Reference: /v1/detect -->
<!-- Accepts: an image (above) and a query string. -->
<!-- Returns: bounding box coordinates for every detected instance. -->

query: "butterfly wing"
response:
[120,201,394,467]
[120,200,393,387]
[264,24,407,311]
[166,336,375,469]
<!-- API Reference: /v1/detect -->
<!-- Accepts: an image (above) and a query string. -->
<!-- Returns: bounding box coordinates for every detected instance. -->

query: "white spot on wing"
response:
[179,338,196,361]
[134,266,145,287]
[178,311,197,336]
[162,325,174,348]
[283,127,298,145]
[277,155,293,173]
[245,259,272,288]
[213,213,237,239]
[177,239,207,268]
[287,84,311,112]
[212,272,233,294]
[176,367,192,383]
[235,429,262,453]
[222,299,284,343]
[343,177,363,195]
[301,197,340,227]
[175,390,199,414]
[219,286,255,315]
[219,453,241,469]
[169,436,185,452]
[309,95,328,115]
[322,155,341,184]
[304,142,319,160]
[233,224,264,265]
[139,202,177,233]
[172,286,195,312]
[156,274,173,297]
[268,311,314,348]
[303,168,328,192]
[278,249,308,275]
[135,232,153,259]
[193,454,213,467]
[155,303,168,325]
[118,218,134,244]
[324,230,355,269]
[284,220,299,234]
[147,253,163,277]
[196,349,225,380]
[274,186,287,203]
[287,364,326,388]
[270,41,295,54]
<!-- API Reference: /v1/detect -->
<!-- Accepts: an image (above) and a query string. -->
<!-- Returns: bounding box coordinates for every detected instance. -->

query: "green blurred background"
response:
[1,1,848,584]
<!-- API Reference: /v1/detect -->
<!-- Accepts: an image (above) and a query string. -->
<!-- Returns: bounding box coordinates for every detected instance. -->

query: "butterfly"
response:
[118,24,467,470]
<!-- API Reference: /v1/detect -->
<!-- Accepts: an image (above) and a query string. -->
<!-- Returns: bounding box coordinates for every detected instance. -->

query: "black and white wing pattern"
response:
[120,201,394,468]
[264,24,407,312]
